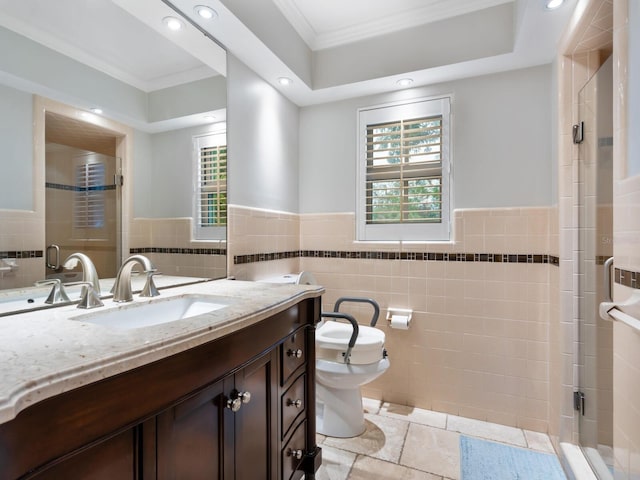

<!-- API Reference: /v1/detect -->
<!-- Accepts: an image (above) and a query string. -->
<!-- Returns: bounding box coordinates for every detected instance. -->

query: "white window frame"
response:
[193,130,227,241]
[356,96,451,241]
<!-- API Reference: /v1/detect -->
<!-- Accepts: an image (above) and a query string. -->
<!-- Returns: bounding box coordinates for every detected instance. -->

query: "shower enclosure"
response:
[577,55,614,479]
[45,143,121,281]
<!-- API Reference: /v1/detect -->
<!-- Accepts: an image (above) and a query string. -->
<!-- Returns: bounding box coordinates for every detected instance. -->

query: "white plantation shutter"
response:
[366,115,443,224]
[194,132,227,240]
[357,97,451,241]
[74,162,105,229]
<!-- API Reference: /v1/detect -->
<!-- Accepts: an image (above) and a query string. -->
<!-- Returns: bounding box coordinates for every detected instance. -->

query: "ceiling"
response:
[0,0,578,106]
[272,0,513,50]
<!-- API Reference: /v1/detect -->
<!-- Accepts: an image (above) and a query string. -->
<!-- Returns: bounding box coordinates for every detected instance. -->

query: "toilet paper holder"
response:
[386,308,412,328]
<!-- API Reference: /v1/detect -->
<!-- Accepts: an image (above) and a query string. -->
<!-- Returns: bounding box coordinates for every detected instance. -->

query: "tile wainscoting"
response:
[228,205,561,433]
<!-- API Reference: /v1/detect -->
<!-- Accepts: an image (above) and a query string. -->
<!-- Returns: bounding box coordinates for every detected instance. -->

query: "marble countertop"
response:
[0,274,210,316]
[0,279,323,424]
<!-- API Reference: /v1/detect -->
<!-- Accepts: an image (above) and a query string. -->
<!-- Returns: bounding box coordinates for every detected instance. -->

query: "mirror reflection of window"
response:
[194,131,227,240]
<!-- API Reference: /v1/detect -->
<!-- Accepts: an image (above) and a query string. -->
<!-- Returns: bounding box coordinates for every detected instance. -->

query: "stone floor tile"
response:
[323,413,409,464]
[348,455,442,480]
[379,401,447,429]
[400,423,461,479]
[314,445,357,480]
[446,414,527,447]
[523,429,556,453]
[362,397,382,415]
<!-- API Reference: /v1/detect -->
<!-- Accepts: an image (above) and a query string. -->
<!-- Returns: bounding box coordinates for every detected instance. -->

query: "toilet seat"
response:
[316,357,390,389]
[316,321,386,365]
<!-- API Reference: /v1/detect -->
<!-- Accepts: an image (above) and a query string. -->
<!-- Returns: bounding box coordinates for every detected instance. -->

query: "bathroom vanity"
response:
[0,280,323,479]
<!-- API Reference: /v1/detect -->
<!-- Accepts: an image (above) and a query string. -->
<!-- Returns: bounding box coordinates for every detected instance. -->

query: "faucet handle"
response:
[64,281,104,309]
[140,270,161,298]
[35,279,71,304]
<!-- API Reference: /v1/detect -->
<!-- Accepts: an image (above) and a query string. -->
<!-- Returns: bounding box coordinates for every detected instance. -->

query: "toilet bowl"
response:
[315,320,390,438]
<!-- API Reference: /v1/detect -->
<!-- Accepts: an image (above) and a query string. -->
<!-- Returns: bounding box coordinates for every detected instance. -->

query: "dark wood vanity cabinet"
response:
[0,297,322,480]
[155,349,278,480]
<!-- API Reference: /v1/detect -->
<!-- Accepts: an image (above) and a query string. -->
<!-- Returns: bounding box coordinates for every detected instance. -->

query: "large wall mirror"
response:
[0,0,227,312]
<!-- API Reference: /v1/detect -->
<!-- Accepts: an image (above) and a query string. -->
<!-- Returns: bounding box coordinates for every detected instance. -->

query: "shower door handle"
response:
[604,257,614,302]
[46,244,60,271]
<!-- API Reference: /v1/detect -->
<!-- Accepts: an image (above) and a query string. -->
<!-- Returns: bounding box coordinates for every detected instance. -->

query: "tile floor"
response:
[312,398,562,480]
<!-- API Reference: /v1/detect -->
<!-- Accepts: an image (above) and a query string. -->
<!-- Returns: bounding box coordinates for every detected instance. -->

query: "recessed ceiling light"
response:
[194,5,217,20]
[90,107,103,114]
[278,77,292,86]
[396,78,414,87]
[163,16,183,31]
[545,0,564,10]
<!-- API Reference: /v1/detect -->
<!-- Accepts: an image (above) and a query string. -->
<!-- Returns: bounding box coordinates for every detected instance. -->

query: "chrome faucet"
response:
[34,278,71,304]
[64,281,104,309]
[112,255,159,303]
[63,253,101,297]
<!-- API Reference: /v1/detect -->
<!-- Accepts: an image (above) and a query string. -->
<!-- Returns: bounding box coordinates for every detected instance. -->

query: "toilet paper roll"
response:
[390,314,410,330]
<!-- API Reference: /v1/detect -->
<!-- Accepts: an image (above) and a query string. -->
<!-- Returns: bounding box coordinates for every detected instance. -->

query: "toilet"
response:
[315,319,390,438]
[260,272,390,438]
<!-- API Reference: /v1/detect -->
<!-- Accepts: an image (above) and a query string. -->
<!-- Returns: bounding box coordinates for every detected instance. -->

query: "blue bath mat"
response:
[460,435,566,480]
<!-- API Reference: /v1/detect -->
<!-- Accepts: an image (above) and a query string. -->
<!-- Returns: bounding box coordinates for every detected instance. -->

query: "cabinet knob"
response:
[238,391,251,404]
[226,397,242,412]
[287,348,303,359]
[226,391,251,412]
[287,448,303,460]
[286,398,302,409]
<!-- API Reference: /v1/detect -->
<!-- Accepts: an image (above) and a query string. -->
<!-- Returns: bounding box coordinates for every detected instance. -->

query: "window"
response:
[74,161,106,229]
[357,97,451,241]
[194,132,227,240]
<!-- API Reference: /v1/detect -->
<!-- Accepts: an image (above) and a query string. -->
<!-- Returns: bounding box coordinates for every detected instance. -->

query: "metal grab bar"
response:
[321,312,359,364]
[46,244,60,271]
[333,297,380,327]
[604,256,614,302]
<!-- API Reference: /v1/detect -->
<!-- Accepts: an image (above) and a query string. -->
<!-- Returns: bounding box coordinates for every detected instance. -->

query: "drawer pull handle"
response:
[287,398,302,408]
[287,448,303,460]
[287,348,303,359]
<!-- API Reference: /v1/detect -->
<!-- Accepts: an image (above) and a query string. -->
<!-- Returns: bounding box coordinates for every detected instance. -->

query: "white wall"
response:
[0,84,32,210]
[299,64,554,213]
[227,54,300,213]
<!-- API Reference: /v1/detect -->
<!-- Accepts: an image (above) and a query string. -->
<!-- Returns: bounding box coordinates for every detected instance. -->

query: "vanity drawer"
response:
[280,329,306,385]
[281,419,306,480]
[281,373,306,440]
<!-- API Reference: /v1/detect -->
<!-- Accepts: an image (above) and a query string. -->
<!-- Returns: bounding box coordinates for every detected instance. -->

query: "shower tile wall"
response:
[0,209,43,289]
[228,205,558,434]
[611,0,640,477]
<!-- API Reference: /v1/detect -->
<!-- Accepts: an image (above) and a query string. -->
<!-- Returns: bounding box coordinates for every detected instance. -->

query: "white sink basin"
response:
[72,294,232,330]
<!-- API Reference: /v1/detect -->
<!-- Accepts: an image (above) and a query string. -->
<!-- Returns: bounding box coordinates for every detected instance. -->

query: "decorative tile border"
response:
[234,250,561,266]
[0,251,43,259]
[596,255,613,265]
[615,268,640,290]
[45,182,116,192]
[130,247,226,256]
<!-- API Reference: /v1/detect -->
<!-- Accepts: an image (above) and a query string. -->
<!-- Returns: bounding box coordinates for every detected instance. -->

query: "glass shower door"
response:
[45,144,121,281]
[577,55,614,480]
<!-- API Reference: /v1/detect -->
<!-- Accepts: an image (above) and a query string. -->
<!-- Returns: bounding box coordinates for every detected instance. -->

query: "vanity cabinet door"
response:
[234,349,278,480]
[156,380,228,480]
[25,428,139,480]
[154,349,278,480]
